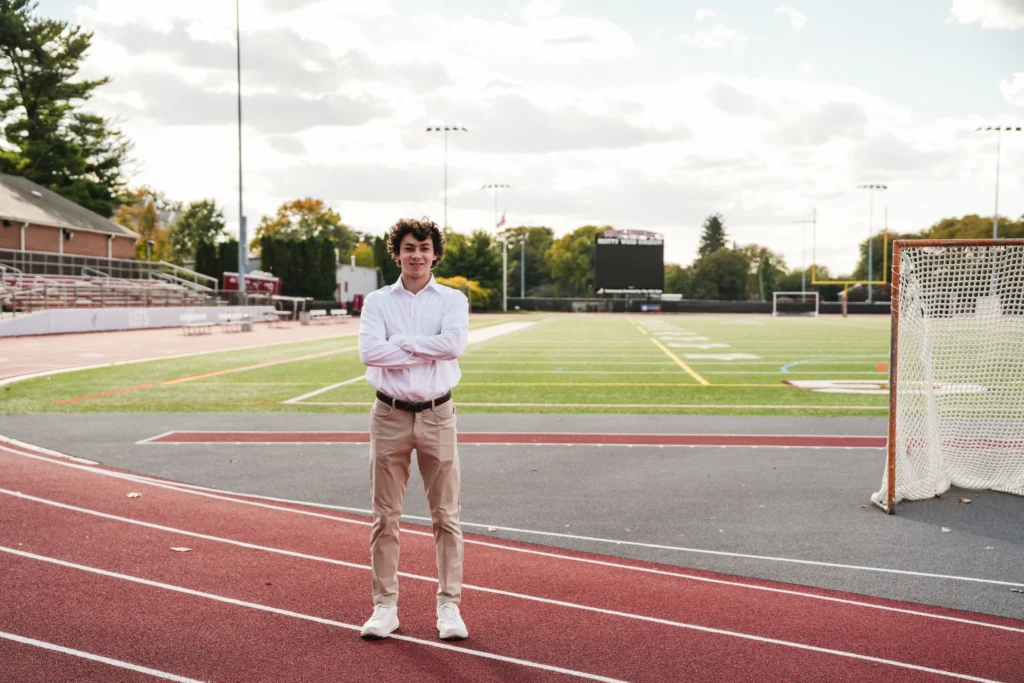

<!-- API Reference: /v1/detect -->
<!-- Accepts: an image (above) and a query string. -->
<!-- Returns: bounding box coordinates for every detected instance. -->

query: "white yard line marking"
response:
[0,632,205,683]
[283,374,366,404]
[0,547,627,683]
[286,321,540,404]
[2,441,1022,600]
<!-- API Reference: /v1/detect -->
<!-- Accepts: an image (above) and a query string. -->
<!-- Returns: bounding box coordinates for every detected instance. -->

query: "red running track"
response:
[1,438,1022,682]
[141,431,888,448]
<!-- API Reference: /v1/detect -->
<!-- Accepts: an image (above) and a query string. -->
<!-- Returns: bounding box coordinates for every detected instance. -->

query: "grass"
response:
[0,314,893,416]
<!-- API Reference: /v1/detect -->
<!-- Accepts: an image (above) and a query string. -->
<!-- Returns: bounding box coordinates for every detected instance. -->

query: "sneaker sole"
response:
[437,628,468,640]
[360,621,399,639]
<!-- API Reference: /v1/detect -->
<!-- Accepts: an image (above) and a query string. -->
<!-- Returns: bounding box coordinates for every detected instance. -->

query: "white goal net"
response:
[772,291,819,317]
[872,240,1024,511]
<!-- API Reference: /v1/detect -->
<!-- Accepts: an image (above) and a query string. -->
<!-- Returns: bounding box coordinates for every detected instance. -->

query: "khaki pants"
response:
[368,397,462,606]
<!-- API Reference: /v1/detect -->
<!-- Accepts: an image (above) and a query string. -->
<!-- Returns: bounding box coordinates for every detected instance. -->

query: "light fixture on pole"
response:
[792,208,816,295]
[481,184,511,312]
[426,124,469,229]
[235,0,246,294]
[975,125,1022,239]
[858,184,887,304]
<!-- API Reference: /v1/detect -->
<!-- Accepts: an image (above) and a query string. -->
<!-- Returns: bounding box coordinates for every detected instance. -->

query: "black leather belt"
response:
[376,390,452,413]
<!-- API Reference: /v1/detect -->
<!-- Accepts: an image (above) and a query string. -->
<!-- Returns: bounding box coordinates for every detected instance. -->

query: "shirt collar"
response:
[391,274,439,295]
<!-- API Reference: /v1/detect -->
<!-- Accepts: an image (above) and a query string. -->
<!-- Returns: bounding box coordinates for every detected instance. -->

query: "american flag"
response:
[497,211,506,228]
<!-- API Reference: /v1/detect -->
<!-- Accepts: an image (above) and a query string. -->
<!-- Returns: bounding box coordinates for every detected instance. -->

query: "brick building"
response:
[0,173,139,259]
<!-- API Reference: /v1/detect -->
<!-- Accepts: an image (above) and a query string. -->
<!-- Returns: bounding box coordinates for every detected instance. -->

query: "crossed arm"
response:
[358,293,469,369]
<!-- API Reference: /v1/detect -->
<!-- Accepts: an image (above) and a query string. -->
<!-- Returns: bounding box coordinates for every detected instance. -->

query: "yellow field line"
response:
[648,338,710,386]
[627,318,709,385]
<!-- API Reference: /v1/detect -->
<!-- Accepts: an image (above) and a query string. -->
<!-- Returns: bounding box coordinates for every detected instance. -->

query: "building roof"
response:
[0,173,139,239]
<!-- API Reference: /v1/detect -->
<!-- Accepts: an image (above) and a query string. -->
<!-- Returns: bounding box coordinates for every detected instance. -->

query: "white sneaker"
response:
[360,603,399,639]
[436,602,468,640]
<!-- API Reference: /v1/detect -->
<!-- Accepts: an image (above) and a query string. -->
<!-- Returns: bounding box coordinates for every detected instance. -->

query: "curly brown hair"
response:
[386,217,446,268]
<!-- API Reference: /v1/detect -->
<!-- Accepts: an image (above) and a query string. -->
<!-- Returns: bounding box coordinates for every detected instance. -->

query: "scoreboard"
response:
[594,232,664,293]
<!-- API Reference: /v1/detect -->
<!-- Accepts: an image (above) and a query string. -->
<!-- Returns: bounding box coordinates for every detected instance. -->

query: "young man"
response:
[357,217,470,641]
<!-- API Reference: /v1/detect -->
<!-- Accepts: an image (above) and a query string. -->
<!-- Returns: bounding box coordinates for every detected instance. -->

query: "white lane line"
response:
[0,632,205,683]
[0,547,626,683]
[3,487,1022,637]
[2,445,1023,627]
[283,374,366,404]
[135,431,176,446]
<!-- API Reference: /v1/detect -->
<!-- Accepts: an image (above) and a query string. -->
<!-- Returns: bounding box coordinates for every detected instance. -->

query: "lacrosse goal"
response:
[772,291,819,317]
[872,239,1024,513]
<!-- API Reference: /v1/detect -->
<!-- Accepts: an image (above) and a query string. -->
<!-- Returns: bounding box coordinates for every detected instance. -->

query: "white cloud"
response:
[775,4,808,30]
[683,23,749,49]
[1001,72,1024,106]
[521,0,560,21]
[801,62,814,73]
[949,0,1024,29]
[694,9,717,22]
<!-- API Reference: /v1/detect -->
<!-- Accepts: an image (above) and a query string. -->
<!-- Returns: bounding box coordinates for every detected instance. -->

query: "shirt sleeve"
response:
[395,291,469,361]
[358,294,428,368]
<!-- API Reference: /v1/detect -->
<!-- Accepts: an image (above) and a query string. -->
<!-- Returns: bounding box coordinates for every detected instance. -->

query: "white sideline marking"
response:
[0,547,626,683]
[284,374,366,404]
[3,442,1024,605]
[0,632,204,683]
[4,487,1023,637]
[284,321,538,404]
[0,333,357,388]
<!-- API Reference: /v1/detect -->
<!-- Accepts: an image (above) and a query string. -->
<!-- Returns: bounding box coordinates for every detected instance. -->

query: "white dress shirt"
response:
[358,275,469,402]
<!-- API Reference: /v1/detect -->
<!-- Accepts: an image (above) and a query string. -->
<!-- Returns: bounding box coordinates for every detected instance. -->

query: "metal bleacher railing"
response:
[0,249,220,314]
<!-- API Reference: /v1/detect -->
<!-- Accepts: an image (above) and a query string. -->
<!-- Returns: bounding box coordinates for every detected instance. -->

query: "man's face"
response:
[397,233,435,279]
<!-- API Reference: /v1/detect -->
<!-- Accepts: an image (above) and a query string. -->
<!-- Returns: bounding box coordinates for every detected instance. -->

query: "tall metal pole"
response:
[481,184,510,311]
[792,208,816,295]
[427,125,468,229]
[521,234,526,297]
[976,126,1021,239]
[858,184,887,305]
[235,0,245,294]
[994,128,1001,239]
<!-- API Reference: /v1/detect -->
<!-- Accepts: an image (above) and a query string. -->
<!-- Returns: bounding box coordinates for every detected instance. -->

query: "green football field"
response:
[0,314,892,416]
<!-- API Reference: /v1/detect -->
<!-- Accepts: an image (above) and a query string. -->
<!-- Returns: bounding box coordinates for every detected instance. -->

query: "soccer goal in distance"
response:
[872,239,1024,513]
[772,291,819,317]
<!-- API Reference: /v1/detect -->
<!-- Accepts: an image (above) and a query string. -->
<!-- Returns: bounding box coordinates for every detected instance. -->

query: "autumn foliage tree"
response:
[255,198,358,260]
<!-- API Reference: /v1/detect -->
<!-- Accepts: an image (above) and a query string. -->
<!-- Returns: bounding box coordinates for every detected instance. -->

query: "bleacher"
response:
[0,273,213,313]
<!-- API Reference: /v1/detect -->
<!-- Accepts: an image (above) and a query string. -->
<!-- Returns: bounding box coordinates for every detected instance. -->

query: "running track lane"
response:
[1,443,1021,682]
[141,431,888,448]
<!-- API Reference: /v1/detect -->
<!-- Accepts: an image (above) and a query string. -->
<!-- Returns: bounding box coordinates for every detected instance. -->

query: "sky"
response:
[42,0,1024,274]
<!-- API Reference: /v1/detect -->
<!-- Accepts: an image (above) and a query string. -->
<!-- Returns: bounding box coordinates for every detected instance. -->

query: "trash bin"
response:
[299,311,311,326]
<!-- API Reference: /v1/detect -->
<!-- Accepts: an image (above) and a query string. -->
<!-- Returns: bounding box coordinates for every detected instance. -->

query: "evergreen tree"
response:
[697,213,728,257]
[0,0,130,216]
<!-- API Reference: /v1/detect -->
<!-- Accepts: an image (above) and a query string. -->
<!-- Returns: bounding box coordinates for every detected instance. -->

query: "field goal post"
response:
[872,238,1024,514]
[772,291,819,317]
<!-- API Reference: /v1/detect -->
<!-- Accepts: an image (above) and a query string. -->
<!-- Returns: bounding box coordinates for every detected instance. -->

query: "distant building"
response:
[0,173,139,259]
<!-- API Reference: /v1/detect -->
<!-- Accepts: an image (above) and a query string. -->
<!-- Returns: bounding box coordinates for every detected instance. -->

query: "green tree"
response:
[664,264,694,298]
[693,248,749,300]
[697,213,728,258]
[255,198,358,260]
[261,235,336,299]
[544,225,605,297]
[0,0,130,217]
[736,244,786,300]
[435,229,503,307]
[170,199,226,264]
[499,226,555,297]
[372,234,401,284]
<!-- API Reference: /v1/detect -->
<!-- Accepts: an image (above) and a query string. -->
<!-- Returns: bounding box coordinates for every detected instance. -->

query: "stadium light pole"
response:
[482,184,510,312]
[426,125,469,229]
[235,0,246,295]
[792,208,816,294]
[976,125,1022,238]
[858,184,887,304]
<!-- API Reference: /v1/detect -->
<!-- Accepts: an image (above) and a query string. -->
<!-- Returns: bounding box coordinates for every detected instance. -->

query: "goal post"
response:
[872,239,1024,513]
[772,291,819,317]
